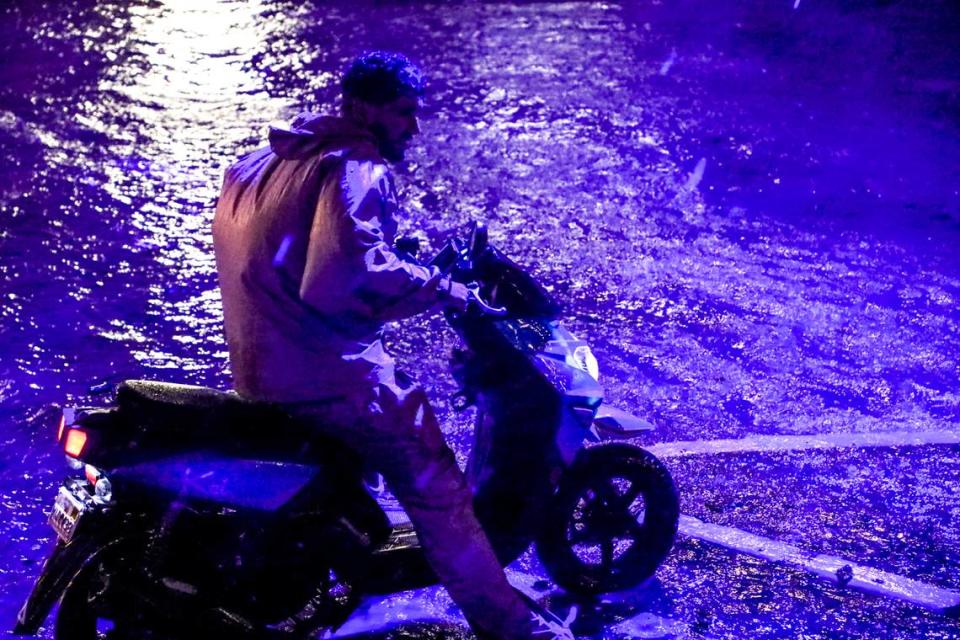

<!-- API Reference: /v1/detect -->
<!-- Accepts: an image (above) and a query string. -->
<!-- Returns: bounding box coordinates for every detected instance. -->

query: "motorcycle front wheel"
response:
[536,443,679,595]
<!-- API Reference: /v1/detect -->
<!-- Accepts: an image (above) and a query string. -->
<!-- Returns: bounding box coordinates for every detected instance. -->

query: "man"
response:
[212,51,552,639]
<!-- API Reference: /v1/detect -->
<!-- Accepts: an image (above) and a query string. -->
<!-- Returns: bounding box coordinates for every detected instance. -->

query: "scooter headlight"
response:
[572,345,600,381]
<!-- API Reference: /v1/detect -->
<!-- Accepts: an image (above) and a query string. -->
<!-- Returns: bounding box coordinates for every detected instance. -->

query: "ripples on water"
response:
[1,1,959,637]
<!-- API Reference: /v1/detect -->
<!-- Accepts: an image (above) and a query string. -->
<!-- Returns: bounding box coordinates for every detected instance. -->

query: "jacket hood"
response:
[268,112,377,160]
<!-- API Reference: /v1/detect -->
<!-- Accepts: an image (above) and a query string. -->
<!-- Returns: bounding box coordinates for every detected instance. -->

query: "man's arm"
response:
[299,158,465,321]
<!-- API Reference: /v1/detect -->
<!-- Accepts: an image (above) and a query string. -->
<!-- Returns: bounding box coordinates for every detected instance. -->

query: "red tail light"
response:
[64,429,88,458]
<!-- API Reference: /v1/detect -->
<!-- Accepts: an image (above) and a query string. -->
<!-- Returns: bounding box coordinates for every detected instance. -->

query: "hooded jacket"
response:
[213,113,446,402]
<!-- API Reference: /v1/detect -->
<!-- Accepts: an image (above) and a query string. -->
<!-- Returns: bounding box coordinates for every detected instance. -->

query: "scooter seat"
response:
[119,379,242,411]
[117,379,280,429]
[114,380,347,464]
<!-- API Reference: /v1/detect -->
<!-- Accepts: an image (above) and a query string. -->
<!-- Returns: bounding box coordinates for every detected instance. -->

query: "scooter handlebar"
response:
[426,241,461,275]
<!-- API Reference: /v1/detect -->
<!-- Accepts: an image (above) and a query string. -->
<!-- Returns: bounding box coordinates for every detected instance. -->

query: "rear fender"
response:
[13,535,128,635]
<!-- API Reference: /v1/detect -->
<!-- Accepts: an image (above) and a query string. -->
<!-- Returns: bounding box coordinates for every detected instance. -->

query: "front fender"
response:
[13,535,128,635]
[592,405,655,439]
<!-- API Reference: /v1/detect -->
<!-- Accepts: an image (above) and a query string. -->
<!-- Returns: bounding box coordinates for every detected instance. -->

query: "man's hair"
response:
[341,51,425,105]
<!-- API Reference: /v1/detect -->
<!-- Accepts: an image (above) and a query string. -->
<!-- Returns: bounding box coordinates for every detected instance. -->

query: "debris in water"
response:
[684,158,707,191]
[659,49,677,76]
[837,564,854,587]
[692,607,714,633]
[611,611,688,638]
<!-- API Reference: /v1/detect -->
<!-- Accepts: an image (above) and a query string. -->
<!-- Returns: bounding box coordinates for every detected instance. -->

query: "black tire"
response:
[536,443,679,595]
[56,544,165,640]
[55,545,353,640]
[55,555,125,640]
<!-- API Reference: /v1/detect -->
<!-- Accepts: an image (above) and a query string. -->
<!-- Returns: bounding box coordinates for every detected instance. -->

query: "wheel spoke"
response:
[617,482,643,510]
[590,476,643,512]
[591,480,620,508]
[626,519,647,539]
[601,539,614,570]
[569,526,593,544]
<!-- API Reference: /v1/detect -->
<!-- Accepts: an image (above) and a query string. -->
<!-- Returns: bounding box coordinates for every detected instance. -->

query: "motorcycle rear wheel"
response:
[55,547,355,640]
[55,555,132,640]
[536,443,679,596]
[55,547,194,640]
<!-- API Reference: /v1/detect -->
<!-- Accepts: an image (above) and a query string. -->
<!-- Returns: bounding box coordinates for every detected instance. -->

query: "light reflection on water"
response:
[85,0,291,372]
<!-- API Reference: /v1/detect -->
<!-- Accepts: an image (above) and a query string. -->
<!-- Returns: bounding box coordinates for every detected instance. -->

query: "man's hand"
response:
[439,278,470,312]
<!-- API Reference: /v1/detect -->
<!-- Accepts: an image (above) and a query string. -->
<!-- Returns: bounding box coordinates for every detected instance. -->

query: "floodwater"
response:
[1,0,959,638]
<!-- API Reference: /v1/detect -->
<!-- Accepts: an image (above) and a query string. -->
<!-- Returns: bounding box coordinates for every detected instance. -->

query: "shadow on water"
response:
[620,0,960,266]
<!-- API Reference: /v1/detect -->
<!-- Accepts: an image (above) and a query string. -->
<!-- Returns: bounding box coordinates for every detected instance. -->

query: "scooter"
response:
[14,224,680,639]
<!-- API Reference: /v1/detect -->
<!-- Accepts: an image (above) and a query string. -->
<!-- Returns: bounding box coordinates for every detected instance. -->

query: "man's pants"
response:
[287,373,534,639]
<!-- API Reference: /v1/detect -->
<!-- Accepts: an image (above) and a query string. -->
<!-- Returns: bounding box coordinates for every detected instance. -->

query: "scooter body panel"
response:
[112,453,319,512]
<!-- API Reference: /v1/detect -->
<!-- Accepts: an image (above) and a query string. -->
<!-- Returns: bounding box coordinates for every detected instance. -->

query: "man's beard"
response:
[380,141,405,163]
[371,124,407,163]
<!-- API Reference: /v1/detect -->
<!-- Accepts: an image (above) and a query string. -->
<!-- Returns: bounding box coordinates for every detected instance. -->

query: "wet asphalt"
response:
[2,1,960,638]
